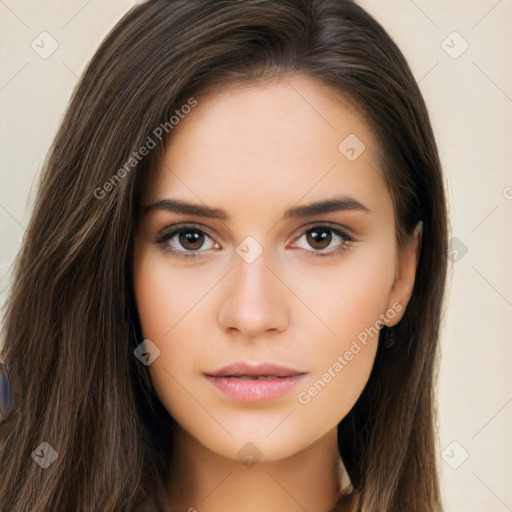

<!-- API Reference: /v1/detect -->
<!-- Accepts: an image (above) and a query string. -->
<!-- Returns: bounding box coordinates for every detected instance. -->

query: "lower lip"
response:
[205,374,306,402]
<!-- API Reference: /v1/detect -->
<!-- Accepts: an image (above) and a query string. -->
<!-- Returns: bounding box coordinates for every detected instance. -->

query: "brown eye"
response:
[306,228,332,250]
[293,224,354,257]
[178,229,205,251]
[155,224,219,259]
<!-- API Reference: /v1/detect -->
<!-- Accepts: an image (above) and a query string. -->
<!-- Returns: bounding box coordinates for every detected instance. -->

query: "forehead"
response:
[144,75,389,218]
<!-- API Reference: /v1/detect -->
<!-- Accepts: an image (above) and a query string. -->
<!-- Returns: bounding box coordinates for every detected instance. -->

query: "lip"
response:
[205,361,307,402]
[207,361,304,378]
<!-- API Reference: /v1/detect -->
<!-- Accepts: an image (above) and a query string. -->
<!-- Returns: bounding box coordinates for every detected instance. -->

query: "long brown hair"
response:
[0,1,448,510]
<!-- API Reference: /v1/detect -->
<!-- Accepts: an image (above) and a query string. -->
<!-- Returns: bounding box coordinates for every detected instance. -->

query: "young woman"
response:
[0,1,449,511]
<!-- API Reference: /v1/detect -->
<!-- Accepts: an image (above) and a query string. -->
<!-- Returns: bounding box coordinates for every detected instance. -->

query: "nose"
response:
[217,248,290,339]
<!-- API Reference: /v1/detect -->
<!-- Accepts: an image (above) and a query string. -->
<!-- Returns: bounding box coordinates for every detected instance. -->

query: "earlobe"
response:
[384,221,423,327]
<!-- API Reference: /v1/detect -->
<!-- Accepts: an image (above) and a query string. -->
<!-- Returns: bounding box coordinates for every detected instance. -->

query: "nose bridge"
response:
[217,243,289,337]
[234,247,273,299]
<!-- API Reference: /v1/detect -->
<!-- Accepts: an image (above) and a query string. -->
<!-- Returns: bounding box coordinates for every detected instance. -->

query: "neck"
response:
[159,426,345,512]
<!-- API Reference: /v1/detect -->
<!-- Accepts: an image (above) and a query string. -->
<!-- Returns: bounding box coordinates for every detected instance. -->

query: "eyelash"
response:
[154,222,355,260]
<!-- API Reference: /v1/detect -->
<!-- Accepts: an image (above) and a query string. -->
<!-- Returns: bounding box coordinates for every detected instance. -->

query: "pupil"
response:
[307,229,331,250]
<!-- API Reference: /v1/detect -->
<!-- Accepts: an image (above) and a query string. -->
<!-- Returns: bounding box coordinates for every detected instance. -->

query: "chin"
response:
[188,417,329,465]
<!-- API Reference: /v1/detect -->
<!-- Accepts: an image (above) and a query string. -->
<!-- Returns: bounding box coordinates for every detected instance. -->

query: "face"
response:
[133,75,418,463]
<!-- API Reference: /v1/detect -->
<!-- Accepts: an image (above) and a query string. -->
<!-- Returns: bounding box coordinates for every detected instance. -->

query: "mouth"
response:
[220,375,290,380]
[207,361,304,378]
[205,362,307,402]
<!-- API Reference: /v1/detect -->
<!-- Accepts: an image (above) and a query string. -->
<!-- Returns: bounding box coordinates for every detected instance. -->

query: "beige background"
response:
[1,1,511,510]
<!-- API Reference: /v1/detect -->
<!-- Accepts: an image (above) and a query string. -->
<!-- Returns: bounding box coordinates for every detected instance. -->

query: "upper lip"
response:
[206,362,305,378]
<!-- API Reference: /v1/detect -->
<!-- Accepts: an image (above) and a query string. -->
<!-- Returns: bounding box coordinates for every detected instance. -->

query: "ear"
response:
[384,222,422,327]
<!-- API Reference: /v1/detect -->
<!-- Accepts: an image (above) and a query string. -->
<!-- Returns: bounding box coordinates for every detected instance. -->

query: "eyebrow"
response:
[141,194,371,220]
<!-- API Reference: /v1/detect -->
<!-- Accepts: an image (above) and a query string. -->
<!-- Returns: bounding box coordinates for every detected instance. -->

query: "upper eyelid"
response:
[155,222,216,241]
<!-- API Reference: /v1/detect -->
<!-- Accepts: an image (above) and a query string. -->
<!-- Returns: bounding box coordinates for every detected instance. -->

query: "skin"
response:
[133,74,421,512]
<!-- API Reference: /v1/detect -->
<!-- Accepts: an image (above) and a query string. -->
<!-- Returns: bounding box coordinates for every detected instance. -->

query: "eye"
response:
[154,223,219,259]
[154,222,355,260]
[292,224,355,257]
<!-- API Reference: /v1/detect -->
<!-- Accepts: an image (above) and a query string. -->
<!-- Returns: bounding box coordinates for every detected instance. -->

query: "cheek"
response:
[290,243,394,416]
[287,238,395,351]
[132,244,219,412]
[133,243,215,339]
[294,341,378,434]
[328,257,393,342]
